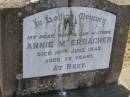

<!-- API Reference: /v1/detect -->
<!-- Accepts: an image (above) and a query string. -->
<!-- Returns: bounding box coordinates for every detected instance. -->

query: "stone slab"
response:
[16,0,130,95]
[17,84,130,97]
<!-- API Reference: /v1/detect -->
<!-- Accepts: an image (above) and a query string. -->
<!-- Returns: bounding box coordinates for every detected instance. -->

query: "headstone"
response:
[0,0,130,97]
[23,7,116,78]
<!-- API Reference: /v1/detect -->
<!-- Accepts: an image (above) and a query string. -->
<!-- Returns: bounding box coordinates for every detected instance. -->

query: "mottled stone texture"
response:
[0,0,26,8]
[108,0,130,5]
[0,0,130,8]
[0,9,22,97]
[0,0,130,97]
[123,28,130,66]
[17,84,130,97]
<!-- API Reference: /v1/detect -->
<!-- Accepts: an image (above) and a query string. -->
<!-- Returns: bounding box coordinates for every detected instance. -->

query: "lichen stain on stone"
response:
[64,16,69,31]
[79,19,84,38]
[63,8,78,41]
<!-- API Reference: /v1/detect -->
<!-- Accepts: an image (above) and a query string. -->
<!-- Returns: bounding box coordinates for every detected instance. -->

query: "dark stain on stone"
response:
[63,8,74,41]
[64,17,69,31]
[68,0,72,7]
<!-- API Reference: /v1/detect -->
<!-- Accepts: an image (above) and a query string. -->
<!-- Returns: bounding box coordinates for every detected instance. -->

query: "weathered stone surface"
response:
[0,0,68,8]
[0,8,2,96]
[0,0,130,97]
[119,65,130,91]
[18,84,130,97]
[17,0,130,95]
[119,27,130,90]
[123,27,130,66]
[0,0,26,8]
[0,9,22,97]
[108,0,130,5]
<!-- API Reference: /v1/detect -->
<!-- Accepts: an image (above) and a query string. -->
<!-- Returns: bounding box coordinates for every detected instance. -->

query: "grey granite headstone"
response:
[18,0,129,95]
